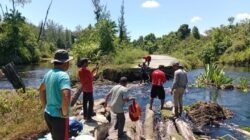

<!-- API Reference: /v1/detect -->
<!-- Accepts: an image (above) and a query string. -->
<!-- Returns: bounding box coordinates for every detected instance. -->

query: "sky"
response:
[1,0,250,40]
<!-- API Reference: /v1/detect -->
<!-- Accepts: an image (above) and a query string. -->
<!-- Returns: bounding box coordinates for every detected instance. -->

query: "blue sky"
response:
[1,0,250,40]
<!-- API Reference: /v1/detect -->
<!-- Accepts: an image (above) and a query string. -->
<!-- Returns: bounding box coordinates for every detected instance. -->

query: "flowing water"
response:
[0,63,250,139]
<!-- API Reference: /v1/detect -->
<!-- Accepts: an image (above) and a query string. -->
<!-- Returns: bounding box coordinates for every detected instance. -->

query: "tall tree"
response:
[177,24,191,39]
[228,16,235,25]
[118,0,128,44]
[91,0,110,21]
[192,26,200,39]
[144,33,158,54]
[92,0,102,21]
[96,19,116,54]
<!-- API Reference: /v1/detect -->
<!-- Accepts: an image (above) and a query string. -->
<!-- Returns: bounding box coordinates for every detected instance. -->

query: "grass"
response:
[238,77,249,92]
[160,110,173,119]
[239,126,250,132]
[0,88,48,140]
[196,64,233,88]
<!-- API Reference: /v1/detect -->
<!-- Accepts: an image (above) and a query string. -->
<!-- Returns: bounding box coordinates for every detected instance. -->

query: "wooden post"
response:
[1,62,25,92]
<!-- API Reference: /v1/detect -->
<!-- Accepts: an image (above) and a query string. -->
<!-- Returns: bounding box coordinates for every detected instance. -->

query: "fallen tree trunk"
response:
[144,104,155,140]
[1,62,25,92]
[165,120,183,140]
[175,119,196,140]
[162,101,196,140]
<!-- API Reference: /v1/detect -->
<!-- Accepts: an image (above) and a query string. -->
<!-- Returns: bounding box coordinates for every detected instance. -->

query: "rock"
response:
[83,113,109,140]
[163,101,174,110]
[107,112,143,140]
[220,84,234,90]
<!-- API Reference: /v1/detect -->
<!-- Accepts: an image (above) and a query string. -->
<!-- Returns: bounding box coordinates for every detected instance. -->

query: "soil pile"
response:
[186,101,234,127]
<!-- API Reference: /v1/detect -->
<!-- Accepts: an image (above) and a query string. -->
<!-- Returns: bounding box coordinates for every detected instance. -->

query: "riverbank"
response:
[0,88,48,140]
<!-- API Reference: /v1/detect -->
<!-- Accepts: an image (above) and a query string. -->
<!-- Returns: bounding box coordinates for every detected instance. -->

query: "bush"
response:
[196,64,233,88]
[114,47,147,65]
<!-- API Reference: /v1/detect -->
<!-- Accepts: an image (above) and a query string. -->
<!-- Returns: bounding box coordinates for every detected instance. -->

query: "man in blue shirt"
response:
[39,49,73,140]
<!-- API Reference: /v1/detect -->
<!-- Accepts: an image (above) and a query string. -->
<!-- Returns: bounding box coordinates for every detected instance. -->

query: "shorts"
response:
[141,73,148,80]
[150,85,165,99]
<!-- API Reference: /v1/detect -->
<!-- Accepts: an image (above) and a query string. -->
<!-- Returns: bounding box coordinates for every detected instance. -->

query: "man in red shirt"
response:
[143,55,151,66]
[78,58,98,120]
[150,65,166,110]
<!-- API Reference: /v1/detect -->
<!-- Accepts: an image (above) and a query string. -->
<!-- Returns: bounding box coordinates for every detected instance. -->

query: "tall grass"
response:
[238,77,248,92]
[196,64,233,88]
[113,47,147,65]
[0,89,47,139]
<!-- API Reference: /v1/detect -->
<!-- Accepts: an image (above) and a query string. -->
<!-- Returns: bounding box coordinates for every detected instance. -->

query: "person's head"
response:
[119,77,128,86]
[51,49,73,71]
[77,57,91,68]
[172,62,181,70]
[158,65,165,71]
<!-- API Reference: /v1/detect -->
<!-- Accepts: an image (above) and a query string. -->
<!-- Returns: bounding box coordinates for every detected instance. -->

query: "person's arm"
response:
[123,96,135,103]
[91,63,99,77]
[39,83,46,109]
[59,74,71,118]
[171,72,178,94]
[104,92,112,108]
[122,89,135,103]
[61,89,71,117]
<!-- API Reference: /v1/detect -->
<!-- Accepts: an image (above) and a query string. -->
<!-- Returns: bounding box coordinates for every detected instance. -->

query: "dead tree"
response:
[2,62,25,92]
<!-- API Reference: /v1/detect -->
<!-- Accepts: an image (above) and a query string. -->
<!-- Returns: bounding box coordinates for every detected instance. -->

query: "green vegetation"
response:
[238,77,249,92]
[160,110,173,119]
[0,88,47,139]
[1,0,250,69]
[239,126,250,132]
[196,64,233,88]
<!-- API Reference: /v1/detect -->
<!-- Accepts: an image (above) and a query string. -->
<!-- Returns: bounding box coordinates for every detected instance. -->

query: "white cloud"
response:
[190,16,202,23]
[142,0,160,8]
[235,13,250,21]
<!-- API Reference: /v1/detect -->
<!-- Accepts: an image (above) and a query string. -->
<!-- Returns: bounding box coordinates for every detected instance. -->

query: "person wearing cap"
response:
[39,49,73,140]
[78,57,99,121]
[104,77,135,138]
[150,65,167,110]
[171,62,188,118]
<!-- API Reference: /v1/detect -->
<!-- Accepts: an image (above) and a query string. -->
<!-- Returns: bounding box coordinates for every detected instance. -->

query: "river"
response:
[0,63,250,139]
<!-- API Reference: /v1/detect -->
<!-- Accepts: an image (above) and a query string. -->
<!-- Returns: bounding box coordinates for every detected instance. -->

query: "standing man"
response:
[171,62,188,118]
[78,58,99,121]
[104,77,134,138]
[39,49,73,140]
[138,62,150,84]
[143,55,151,66]
[150,65,167,110]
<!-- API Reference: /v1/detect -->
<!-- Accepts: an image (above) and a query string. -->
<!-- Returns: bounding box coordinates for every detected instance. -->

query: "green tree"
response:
[228,16,235,26]
[0,9,39,65]
[144,33,158,54]
[118,0,128,44]
[177,24,190,39]
[91,0,110,21]
[192,26,200,39]
[96,19,116,54]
